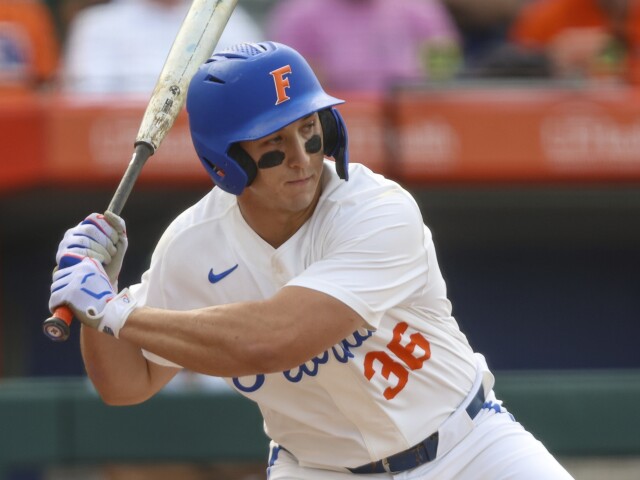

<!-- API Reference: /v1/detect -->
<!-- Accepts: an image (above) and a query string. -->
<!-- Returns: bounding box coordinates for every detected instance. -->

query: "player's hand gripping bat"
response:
[43,0,239,341]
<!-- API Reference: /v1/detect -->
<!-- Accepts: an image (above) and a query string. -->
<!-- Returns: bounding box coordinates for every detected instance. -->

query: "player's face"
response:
[239,113,325,215]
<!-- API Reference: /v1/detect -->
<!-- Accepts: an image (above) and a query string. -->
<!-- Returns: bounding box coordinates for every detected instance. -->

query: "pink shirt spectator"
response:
[267,0,460,93]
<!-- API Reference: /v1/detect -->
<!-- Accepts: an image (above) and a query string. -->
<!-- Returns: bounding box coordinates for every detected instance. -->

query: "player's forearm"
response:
[119,288,363,378]
[119,304,298,377]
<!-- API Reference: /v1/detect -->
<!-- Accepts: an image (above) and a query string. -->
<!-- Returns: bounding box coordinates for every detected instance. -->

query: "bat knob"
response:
[43,313,72,341]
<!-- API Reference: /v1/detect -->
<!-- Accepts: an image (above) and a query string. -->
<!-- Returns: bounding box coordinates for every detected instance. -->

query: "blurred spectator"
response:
[442,0,525,70]
[56,0,110,41]
[0,0,60,95]
[267,0,462,93]
[510,0,640,84]
[465,42,553,78]
[62,0,264,95]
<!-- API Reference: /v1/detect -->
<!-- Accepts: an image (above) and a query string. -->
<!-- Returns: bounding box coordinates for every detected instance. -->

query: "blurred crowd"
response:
[2,0,640,97]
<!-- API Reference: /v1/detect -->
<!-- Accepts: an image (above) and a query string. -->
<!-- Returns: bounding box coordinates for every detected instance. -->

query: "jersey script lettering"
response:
[233,328,374,392]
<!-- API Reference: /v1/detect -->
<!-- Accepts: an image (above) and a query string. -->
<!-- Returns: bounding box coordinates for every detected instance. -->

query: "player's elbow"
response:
[100,394,141,407]
[88,372,158,406]
[95,386,153,406]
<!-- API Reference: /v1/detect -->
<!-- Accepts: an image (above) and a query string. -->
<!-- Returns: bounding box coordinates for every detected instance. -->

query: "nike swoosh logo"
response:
[208,264,238,284]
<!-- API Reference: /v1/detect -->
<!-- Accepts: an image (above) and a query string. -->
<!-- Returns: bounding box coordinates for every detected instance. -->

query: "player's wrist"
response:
[90,288,137,338]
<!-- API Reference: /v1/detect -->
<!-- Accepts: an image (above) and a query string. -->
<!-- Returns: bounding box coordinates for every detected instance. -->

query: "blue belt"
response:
[348,384,486,475]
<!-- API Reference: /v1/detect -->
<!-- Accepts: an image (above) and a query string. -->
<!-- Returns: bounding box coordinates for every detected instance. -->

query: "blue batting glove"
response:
[56,212,128,285]
[49,254,136,337]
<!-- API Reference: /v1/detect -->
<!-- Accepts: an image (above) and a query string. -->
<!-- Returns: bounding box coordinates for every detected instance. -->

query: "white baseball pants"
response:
[266,405,574,480]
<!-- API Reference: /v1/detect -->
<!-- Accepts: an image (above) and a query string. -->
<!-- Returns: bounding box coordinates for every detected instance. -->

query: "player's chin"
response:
[281,182,319,211]
[284,190,316,211]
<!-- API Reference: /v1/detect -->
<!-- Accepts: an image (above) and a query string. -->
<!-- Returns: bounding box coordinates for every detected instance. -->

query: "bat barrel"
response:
[136,0,239,150]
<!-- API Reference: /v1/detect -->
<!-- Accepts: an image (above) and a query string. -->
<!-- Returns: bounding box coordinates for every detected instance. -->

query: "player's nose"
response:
[286,135,312,168]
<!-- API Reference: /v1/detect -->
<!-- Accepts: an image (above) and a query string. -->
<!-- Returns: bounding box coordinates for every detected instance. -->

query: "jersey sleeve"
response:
[128,220,184,369]
[287,188,430,330]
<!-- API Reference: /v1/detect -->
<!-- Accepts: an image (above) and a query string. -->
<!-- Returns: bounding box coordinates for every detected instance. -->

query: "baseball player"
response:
[49,42,574,479]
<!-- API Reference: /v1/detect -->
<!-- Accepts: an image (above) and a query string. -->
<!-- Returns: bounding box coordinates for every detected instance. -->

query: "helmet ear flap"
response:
[193,136,251,196]
[228,144,258,187]
[196,143,257,196]
[319,108,349,180]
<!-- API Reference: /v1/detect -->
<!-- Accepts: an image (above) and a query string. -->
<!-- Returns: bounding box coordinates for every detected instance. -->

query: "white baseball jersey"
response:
[131,161,479,470]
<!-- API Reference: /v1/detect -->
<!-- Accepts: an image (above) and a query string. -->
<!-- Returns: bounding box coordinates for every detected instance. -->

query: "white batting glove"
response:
[56,212,128,285]
[49,255,137,338]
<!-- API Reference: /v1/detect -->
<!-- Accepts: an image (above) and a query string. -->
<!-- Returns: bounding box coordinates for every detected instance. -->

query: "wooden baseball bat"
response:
[43,0,239,341]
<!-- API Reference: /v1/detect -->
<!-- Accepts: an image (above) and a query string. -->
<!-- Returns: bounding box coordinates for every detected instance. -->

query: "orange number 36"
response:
[364,322,431,400]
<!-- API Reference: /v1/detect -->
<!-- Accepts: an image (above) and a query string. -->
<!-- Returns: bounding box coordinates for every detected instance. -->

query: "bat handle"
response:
[43,255,82,342]
[43,307,73,341]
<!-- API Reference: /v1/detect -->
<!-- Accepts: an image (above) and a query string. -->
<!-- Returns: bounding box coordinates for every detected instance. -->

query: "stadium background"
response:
[1,0,639,478]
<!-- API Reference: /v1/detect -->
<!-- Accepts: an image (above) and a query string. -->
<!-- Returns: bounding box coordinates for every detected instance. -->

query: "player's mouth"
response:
[286,174,313,186]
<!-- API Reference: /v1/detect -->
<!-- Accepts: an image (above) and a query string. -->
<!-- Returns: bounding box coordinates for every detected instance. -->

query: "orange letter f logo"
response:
[270,65,292,105]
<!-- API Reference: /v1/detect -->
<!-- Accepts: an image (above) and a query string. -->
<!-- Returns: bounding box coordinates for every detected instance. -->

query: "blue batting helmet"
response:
[186,42,349,195]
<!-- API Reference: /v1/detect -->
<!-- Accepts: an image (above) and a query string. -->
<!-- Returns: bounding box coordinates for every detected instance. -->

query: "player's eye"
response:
[266,135,283,146]
[302,120,316,133]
